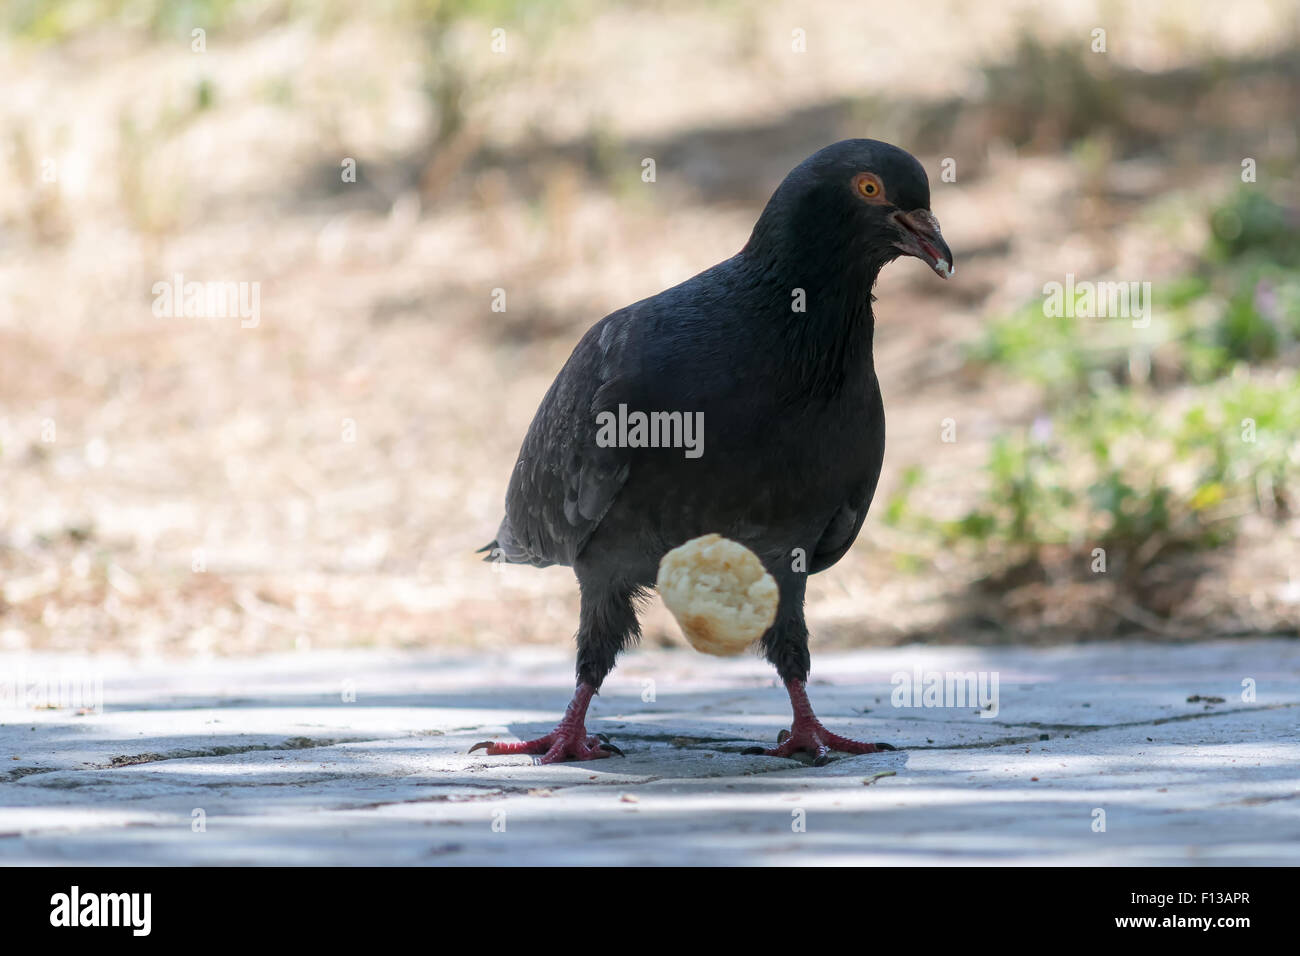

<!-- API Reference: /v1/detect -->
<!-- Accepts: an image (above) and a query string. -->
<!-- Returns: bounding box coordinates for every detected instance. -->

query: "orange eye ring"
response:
[854,173,886,202]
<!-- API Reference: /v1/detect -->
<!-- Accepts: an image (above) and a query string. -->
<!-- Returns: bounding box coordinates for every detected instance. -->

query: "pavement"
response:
[1,639,1297,865]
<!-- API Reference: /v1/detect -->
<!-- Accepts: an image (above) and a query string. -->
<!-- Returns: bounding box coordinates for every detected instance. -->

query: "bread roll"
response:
[656,534,779,656]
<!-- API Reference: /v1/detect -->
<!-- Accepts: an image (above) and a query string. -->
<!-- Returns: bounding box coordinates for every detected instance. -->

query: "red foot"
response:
[469,729,620,763]
[744,680,896,766]
[468,683,624,764]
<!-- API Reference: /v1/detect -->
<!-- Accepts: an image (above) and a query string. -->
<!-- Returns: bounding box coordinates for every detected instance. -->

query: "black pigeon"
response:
[474,139,953,764]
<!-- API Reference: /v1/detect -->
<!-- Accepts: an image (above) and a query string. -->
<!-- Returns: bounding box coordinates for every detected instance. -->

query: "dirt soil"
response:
[0,0,1297,658]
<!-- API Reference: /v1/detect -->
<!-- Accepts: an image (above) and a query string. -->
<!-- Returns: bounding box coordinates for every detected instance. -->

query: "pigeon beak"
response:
[890,209,954,279]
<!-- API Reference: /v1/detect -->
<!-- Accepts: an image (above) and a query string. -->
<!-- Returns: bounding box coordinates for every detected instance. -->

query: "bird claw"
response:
[469,729,622,763]
[742,680,899,764]
[744,720,895,764]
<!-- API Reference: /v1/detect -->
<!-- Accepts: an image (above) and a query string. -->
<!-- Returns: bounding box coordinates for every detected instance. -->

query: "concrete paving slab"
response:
[1,640,1297,864]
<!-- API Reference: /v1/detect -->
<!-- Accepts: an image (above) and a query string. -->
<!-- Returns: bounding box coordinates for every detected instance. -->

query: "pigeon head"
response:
[744,139,954,288]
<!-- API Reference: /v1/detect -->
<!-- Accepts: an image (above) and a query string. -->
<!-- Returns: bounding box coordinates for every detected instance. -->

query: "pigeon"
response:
[474,139,953,764]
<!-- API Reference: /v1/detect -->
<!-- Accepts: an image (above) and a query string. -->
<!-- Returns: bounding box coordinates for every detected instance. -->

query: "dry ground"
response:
[0,0,1297,659]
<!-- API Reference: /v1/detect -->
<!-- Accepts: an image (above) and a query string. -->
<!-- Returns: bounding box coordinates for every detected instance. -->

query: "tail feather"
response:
[479,519,554,568]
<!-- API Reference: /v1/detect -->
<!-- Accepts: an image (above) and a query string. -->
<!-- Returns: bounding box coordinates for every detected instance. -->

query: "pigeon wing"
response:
[499,306,646,567]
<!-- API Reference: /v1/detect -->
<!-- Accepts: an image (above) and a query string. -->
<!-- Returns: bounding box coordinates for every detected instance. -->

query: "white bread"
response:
[656,534,779,656]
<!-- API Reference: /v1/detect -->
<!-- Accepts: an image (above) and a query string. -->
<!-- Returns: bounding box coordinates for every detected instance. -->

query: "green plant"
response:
[971,188,1300,390]
[888,374,1299,571]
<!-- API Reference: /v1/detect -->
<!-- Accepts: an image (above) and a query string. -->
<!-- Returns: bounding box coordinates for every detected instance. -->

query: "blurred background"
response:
[0,0,1296,659]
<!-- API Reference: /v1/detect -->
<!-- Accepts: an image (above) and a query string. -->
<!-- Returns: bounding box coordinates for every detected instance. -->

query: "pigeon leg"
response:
[744,679,896,766]
[469,683,622,763]
[470,579,640,764]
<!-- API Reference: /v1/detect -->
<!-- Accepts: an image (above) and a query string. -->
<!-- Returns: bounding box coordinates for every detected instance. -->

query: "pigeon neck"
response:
[782,285,878,398]
[739,250,881,398]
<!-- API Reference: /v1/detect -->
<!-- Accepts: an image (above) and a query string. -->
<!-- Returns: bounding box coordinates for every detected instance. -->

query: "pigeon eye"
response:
[854,173,886,202]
